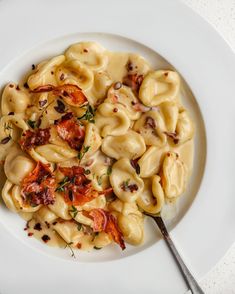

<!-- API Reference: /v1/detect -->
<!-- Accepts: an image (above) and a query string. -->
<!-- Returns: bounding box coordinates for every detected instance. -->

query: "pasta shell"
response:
[139,70,180,106]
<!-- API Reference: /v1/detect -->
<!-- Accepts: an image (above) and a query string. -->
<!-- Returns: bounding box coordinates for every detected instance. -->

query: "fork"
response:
[145,213,204,294]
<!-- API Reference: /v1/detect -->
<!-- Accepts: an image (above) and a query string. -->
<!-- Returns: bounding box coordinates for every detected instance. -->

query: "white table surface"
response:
[182,1,235,293]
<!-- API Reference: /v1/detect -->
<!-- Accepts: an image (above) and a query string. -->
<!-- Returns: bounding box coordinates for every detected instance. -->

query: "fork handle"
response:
[153,217,204,294]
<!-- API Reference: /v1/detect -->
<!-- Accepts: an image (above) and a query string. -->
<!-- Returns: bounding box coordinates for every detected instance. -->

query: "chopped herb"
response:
[78,105,95,123]
[1,136,11,144]
[97,174,105,186]
[78,145,90,160]
[77,223,82,231]
[4,122,13,131]
[64,242,76,258]
[69,205,78,218]
[122,179,130,190]
[94,246,102,250]
[27,120,37,129]
[107,166,112,176]
[56,176,70,192]
[84,169,91,175]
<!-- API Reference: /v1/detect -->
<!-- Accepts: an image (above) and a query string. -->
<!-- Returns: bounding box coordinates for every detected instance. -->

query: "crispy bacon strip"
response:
[105,213,126,250]
[19,128,50,150]
[89,209,126,250]
[55,113,85,150]
[21,162,55,206]
[89,209,108,232]
[31,84,87,107]
[123,74,143,92]
[58,166,98,206]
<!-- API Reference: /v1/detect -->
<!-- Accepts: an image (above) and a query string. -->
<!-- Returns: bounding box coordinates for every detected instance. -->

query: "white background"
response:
[183,1,235,293]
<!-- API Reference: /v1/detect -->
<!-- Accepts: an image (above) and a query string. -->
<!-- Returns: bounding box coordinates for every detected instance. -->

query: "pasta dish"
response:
[0,42,194,252]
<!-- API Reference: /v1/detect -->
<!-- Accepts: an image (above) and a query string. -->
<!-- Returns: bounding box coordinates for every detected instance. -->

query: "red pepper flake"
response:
[144,116,156,129]
[45,221,50,229]
[76,243,82,249]
[164,131,179,144]
[41,234,50,243]
[33,223,42,231]
[55,113,85,150]
[24,82,29,89]
[16,85,20,90]
[52,221,57,225]
[113,108,118,113]
[21,162,56,206]
[123,74,143,92]
[9,84,14,88]
[164,72,169,77]
[51,71,54,75]
[28,232,34,237]
[8,111,14,115]
[19,128,50,151]
[83,49,88,53]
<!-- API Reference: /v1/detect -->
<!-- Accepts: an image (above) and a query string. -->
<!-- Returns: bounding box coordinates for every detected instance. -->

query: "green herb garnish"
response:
[107,166,112,176]
[27,120,37,129]
[69,205,78,218]
[64,242,76,258]
[78,105,95,123]
[97,174,106,186]
[94,246,102,250]
[78,145,90,160]
[122,179,130,190]
[56,176,70,192]
[84,169,91,175]
[77,223,82,231]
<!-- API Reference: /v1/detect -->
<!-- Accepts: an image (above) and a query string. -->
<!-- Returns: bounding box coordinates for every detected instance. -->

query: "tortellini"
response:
[176,110,194,144]
[139,70,180,106]
[1,83,30,115]
[0,41,194,253]
[95,102,131,137]
[81,123,102,162]
[4,146,35,185]
[49,193,72,220]
[137,176,165,214]
[2,180,41,212]
[65,42,108,70]
[56,59,94,90]
[105,85,141,120]
[133,110,167,147]
[138,146,168,178]
[110,158,144,202]
[27,55,65,89]
[118,213,144,245]
[161,152,187,198]
[102,130,146,160]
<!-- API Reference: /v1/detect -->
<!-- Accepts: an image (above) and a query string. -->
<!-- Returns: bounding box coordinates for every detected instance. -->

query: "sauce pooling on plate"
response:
[0,41,194,252]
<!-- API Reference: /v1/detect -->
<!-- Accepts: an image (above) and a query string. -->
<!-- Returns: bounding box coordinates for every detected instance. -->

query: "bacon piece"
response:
[123,74,143,92]
[59,166,99,206]
[21,162,55,206]
[20,128,50,150]
[89,209,107,232]
[55,113,85,150]
[53,84,87,106]
[88,209,125,250]
[31,84,87,107]
[105,213,126,250]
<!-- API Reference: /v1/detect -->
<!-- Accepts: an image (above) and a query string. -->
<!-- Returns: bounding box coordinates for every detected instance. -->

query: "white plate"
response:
[0,0,234,293]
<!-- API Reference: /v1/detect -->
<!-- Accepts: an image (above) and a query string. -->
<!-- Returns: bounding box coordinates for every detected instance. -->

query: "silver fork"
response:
[145,213,204,294]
